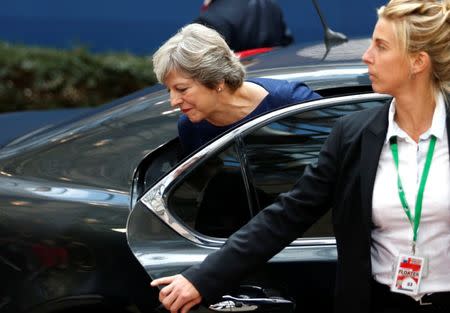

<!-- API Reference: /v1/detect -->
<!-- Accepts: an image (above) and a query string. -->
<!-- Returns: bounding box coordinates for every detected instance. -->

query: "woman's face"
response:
[362,18,412,96]
[165,70,219,123]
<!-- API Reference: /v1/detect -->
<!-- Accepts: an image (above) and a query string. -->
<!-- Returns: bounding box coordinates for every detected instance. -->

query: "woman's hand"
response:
[151,274,202,313]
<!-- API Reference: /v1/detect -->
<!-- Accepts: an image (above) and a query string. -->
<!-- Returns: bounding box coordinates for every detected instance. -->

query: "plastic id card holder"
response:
[391,254,425,295]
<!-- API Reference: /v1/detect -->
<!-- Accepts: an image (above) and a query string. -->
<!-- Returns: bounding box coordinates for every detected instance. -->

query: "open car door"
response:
[127,94,391,312]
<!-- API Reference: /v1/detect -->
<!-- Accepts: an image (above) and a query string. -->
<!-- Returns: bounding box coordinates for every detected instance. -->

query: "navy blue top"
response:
[178,77,321,156]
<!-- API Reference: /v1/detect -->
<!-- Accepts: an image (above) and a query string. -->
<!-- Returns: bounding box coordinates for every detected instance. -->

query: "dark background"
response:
[1,0,385,55]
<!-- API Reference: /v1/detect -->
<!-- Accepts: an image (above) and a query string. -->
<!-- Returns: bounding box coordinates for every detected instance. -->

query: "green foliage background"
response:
[0,41,158,113]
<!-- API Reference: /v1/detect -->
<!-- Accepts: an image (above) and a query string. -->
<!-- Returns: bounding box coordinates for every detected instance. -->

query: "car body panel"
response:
[0,108,94,148]
[0,88,179,192]
[127,94,392,312]
[1,38,378,313]
[0,87,180,313]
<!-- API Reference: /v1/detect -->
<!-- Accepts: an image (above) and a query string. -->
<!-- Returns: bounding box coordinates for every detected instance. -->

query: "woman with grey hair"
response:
[152,23,320,156]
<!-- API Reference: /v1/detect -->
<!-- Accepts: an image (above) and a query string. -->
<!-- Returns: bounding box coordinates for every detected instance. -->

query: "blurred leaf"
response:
[0,41,157,113]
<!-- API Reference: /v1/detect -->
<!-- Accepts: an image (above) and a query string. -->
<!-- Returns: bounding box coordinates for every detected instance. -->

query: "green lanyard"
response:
[389,135,436,255]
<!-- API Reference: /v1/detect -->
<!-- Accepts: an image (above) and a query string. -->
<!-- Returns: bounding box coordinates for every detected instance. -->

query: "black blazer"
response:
[194,0,293,52]
[183,102,450,313]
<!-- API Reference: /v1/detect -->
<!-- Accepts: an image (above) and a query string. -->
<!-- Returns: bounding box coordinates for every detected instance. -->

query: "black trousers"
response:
[371,280,450,313]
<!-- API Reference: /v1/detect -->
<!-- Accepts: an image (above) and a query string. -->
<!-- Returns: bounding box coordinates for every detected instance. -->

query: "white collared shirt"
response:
[371,92,450,299]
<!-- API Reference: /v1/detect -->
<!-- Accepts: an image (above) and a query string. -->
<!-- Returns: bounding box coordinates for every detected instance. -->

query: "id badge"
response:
[391,254,424,295]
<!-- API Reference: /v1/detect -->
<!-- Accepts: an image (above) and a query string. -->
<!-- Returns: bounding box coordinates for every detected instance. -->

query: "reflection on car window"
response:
[165,99,390,240]
[168,144,252,238]
[242,100,388,238]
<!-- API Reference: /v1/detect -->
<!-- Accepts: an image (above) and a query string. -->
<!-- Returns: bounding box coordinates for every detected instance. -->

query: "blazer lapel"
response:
[361,96,449,226]
[360,103,390,232]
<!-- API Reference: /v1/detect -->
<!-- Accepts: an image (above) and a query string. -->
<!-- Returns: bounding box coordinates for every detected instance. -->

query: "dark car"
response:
[1,38,391,313]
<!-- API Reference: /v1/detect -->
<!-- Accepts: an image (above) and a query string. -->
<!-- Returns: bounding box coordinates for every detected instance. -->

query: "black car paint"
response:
[1,39,372,313]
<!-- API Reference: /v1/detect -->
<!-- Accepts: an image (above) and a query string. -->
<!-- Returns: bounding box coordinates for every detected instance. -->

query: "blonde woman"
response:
[151,1,450,312]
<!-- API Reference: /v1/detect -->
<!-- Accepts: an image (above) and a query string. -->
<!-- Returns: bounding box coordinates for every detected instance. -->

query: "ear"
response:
[410,51,431,76]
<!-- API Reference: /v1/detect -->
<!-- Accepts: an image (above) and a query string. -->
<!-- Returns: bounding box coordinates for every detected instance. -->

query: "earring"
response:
[217,87,222,92]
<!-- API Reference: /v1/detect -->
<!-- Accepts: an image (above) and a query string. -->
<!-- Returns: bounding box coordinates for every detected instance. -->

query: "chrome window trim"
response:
[140,93,391,246]
[259,66,368,81]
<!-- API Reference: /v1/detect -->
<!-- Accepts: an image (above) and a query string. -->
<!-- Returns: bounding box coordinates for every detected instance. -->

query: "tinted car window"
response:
[241,101,387,237]
[168,143,251,238]
[165,98,389,239]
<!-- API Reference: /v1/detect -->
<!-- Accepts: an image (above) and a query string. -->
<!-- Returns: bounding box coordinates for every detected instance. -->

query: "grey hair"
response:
[152,23,245,91]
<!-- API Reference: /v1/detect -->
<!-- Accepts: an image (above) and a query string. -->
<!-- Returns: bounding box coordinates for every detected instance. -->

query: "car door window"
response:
[167,143,252,238]
[161,96,390,241]
[241,100,388,237]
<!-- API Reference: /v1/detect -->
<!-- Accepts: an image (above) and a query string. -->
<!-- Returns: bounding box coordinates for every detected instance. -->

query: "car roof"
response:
[245,37,370,72]
[244,37,371,92]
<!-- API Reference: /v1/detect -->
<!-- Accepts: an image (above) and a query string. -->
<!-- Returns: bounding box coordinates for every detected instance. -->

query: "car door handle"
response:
[209,294,295,312]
